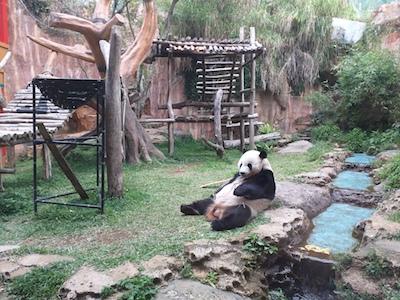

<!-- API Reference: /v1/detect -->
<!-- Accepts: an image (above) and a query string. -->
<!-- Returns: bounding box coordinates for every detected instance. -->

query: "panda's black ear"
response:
[259,150,267,159]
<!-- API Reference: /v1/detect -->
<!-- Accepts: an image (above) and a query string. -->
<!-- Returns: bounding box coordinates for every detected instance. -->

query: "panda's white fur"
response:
[206,150,274,221]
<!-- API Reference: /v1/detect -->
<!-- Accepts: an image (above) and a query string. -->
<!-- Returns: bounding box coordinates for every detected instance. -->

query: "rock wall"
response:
[3,0,98,101]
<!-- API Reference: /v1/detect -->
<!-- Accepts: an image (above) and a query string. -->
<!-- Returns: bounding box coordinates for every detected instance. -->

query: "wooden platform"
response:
[0,84,71,145]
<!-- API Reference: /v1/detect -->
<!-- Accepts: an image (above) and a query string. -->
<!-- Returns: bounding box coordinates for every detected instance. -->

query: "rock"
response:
[252,207,312,247]
[0,245,19,256]
[372,2,400,26]
[377,190,400,213]
[342,267,380,296]
[276,181,332,218]
[59,267,114,300]
[184,239,264,297]
[107,262,139,282]
[18,254,74,267]
[356,239,400,268]
[155,279,251,300]
[332,189,381,208]
[278,140,313,154]
[320,167,337,178]
[382,32,400,53]
[295,171,332,187]
[0,260,20,276]
[360,214,400,245]
[376,150,400,162]
[142,255,183,285]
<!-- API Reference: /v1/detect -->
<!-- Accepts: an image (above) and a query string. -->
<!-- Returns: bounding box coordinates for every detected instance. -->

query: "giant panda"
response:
[180,150,276,231]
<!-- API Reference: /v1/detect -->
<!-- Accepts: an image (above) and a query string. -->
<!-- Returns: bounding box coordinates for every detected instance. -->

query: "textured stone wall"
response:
[3,0,97,101]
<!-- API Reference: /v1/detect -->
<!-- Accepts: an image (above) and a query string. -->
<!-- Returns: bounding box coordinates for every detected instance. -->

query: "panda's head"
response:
[237,150,273,178]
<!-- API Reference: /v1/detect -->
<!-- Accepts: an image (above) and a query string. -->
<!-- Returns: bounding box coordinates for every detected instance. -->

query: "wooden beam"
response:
[224,132,281,149]
[42,145,52,180]
[239,27,246,153]
[36,123,89,199]
[104,28,123,197]
[158,101,251,109]
[167,54,175,156]
[196,67,239,73]
[249,27,256,150]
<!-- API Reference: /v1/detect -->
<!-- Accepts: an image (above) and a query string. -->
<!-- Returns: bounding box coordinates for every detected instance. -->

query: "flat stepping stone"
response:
[342,267,380,296]
[332,171,372,191]
[107,262,139,282]
[345,153,375,167]
[59,267,114,299]
[278,140,313,154]
[0,260,20,275]
[18,254,74,267]
[155,279,250,300]
[0,245,19,255]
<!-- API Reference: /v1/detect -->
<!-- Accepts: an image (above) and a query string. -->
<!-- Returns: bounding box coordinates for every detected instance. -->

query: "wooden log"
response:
[249,27,256,150]
[104,28,123,197]
[196,67,239,73]
[36,123,89,199]
[239,27,246,153]
[196,79,237,85]
[120,0,157,81]
[224,132,281,149]
[198,74,239,79]
[27,35,95,63]
[139,118,175,123]
[167,55,175,156]
[41,51,58,76]
[42,145,52,180]
[158,101,251,109]
[213,89,224,157]
[49,12,126,75]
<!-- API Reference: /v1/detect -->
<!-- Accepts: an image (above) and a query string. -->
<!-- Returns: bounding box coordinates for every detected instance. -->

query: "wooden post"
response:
[239,27,246,152]
[42,145,52,180]
[42,51,58,76]
[249,27,256,150]
[105,28,123,197]
[214,89,224,158]
[167,54,175,156]
[37,123,89,199]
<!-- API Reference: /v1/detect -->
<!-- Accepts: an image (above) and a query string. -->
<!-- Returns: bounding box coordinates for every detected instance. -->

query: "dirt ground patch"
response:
[23,228,135,249]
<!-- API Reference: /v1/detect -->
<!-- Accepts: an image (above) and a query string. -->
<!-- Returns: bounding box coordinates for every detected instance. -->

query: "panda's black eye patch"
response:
[247,163,252,170]
[240,163,243,167]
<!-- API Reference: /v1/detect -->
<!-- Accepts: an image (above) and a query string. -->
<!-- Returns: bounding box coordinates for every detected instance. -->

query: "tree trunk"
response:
[105,28,123,197]
[28,0,165,165]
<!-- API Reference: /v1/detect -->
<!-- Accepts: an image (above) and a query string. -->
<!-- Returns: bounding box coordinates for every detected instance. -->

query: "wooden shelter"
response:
[146,27,265,154]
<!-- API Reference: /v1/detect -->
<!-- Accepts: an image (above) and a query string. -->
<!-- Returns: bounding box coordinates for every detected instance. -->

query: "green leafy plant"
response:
[259,123,276,135]
[101,276,157,300]
[268,288,288,300]
[310,123,342,142]
[180,263,193,279]
[389,212,400,224]
[333,253,353,272]
[364,251,393,279]
[307,141,333,162]
[202,271,218,288]
[343,128,368,153]
[6,262,75,300]
[379,154,400,190]
[337,50,400,131]
[243,234,278,256]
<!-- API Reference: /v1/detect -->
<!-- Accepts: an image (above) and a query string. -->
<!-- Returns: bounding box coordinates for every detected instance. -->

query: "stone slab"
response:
[278,140,313,154]
[155,279,251,300]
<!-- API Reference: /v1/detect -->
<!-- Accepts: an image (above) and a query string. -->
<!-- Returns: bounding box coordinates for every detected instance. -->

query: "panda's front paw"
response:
[211,220,225,231]
[233,185,247,197]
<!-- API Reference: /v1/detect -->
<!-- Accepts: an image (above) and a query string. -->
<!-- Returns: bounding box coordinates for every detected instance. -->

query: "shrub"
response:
[364,251,393,279]
[343,128,368,153]
[243,234,278,256]
[307,141,333,162]
[268,288,288,300]
[310,123,342,142]
[259,123,276,135]
[379,154,400,190]
[117,276,157,300]
[336,50,400,131]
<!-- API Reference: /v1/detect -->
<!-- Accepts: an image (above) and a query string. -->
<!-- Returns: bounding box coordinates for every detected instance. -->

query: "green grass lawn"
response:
[0,138,322,270]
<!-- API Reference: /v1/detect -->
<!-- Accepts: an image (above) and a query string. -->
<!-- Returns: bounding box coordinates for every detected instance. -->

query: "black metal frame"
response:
[32,78,105,213]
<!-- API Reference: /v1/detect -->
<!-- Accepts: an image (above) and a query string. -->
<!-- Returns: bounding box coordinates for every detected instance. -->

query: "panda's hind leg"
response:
[211,204,252,231]
[180,196,213,216]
